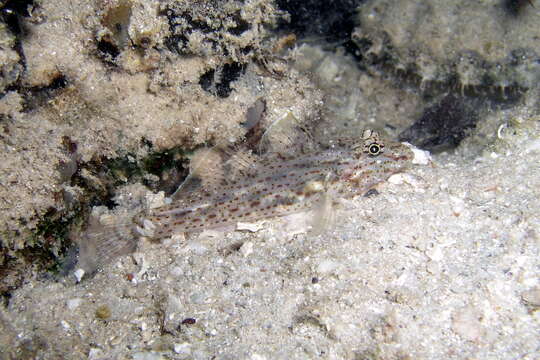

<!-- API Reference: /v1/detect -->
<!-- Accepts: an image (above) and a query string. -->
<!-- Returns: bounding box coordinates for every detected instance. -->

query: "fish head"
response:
[345,130,414,190]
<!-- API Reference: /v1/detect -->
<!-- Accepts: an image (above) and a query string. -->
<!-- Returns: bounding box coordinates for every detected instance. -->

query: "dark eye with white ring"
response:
[367,142,383,156]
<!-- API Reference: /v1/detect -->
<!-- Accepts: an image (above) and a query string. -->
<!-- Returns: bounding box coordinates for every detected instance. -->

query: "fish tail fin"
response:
[75,213,139,275]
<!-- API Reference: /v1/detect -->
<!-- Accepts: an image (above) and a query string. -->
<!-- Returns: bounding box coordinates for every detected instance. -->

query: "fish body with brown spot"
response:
[78,130,413,272]
[144,130,413,239]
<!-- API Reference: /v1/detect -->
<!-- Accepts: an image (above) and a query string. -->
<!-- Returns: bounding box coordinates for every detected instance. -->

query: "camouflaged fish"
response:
[77,129,413,273]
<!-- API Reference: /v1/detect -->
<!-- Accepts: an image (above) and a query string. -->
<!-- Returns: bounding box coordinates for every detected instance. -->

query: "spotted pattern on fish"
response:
[140,131,414,239]
[77,130,414,274]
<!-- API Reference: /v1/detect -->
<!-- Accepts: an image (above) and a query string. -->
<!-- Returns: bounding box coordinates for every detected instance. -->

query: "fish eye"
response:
[367,142,383,156]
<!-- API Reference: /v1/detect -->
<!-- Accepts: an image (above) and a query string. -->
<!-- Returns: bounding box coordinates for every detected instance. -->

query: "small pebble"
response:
[60,320,71,330]
[95,305,112,320]
[73,268,85,283]
[181,317,196,325]
[186,241,208,255]
[522,288,540,306]
[169,266,184,277]
[132,352,164,360]
[317,259,340,274]
[173,342,192,355]
[88,348,102,360]
[66,298,82,310]
[240,241,254,257]
[405,143,431,165]
[250,354,267,360]
[452,307,484,342]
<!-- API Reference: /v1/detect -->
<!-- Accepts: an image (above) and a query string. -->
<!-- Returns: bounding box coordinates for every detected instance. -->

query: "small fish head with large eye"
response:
[353,129,414,173]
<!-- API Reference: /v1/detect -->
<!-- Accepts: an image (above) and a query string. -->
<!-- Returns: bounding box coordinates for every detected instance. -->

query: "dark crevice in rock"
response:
[0,0,36,91]
[399,94,481,152]
[199,62,246,98]
[275,0,363,41]
[228,11,250,36]
[0,0,34,36]
[20,74,69,112]
[503,0,535,17]
[96,37,121,64]
[164,33,189,54]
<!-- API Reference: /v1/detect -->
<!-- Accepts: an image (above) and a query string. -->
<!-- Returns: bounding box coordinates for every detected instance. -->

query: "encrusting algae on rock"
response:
[75,128,414,276]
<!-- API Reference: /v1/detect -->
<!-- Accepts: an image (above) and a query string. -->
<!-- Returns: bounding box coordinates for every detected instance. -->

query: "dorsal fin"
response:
[171,99,269,201]
[259,111,319,156]
[172,101,321,201]
[172,147,223,197]
[171,144,260,201]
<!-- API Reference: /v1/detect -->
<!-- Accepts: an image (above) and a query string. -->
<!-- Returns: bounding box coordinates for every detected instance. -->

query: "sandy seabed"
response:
[0,0,539,359]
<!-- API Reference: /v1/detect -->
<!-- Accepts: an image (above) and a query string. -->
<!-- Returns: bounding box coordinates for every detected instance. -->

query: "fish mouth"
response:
[387,153,413,162]
[383,144,415,163]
